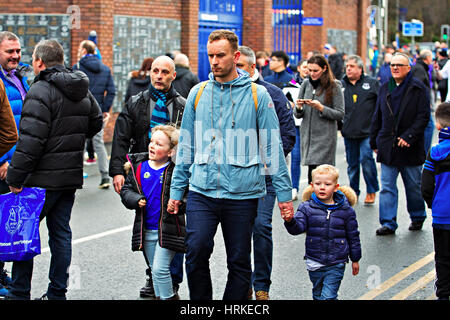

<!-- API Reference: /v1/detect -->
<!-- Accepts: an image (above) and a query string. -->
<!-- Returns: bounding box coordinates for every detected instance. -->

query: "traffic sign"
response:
[402,21,423,37]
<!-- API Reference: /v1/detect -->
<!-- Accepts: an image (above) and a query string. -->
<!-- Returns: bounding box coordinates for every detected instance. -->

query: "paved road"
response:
[4,133,438,301]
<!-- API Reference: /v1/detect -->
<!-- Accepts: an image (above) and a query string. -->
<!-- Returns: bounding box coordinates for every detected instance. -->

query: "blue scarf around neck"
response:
[311,190,345,211]
[148,84,170,139]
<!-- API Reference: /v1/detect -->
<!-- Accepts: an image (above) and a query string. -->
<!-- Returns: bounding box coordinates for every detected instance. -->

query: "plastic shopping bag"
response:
[0,187,46,261]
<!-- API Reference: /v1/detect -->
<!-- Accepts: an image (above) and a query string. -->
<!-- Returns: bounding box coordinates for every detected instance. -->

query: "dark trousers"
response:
[308,165,318,184]
[185,190,258,300]
[8,189,75,300]
[433,227,450,299]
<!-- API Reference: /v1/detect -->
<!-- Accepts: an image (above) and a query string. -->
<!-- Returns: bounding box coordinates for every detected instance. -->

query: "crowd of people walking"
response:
[0,27,450,301]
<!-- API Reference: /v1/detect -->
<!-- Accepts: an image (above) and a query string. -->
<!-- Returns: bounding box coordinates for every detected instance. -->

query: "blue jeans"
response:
[424,113,434,155]
[343,137,379,196]
[8,189,75,300]
[185,190,258,300]
[379,164,426,231]
[290,126,301,189]
[143,229,176,299]
[251,179,276,292]
[308,263,345,300]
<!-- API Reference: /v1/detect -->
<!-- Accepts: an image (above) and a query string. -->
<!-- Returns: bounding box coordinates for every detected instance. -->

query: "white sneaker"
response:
[292,188,298,201]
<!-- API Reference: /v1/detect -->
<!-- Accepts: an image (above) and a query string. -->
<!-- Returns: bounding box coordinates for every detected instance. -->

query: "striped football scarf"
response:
[148,84,170,139]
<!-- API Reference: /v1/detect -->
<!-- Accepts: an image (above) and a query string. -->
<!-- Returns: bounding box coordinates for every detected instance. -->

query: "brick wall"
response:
[302,0,369,61]
[1,0,369,142]
[242,0,273,53]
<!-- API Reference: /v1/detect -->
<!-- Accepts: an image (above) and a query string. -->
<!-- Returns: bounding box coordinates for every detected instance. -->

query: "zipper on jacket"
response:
[216,84,224,198]
[126,154,144,250]
[325,209,332,264]
[158,164,171,247]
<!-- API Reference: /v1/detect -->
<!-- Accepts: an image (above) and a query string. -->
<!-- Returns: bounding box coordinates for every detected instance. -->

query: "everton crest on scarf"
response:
[149,84,170,138]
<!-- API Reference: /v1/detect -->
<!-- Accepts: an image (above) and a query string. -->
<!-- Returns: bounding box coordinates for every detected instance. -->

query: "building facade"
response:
[0,0,369,141]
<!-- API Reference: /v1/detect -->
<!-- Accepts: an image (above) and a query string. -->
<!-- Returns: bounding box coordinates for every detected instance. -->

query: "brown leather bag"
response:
[0,80,18,157]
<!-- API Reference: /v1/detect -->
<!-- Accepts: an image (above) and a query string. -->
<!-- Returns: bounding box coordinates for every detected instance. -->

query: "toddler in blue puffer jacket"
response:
[282,164,362,300]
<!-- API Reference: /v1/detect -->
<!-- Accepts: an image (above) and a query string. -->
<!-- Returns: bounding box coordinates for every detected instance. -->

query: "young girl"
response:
[120,124,186,300]
[282,164,361,300]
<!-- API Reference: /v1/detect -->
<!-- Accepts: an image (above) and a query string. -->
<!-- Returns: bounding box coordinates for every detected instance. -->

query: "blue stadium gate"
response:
[198,0,243,81]
[272,0,303,66]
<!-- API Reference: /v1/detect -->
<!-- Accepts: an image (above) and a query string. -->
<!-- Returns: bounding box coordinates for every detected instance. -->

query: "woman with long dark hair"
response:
[294,54,345,184]
[124,57,154,103]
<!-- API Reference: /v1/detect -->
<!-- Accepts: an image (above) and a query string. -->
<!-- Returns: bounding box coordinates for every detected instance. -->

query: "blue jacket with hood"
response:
[421,127,450,227]
[170,69,292,202]
[73,55,116,113]
[0,62,30,166]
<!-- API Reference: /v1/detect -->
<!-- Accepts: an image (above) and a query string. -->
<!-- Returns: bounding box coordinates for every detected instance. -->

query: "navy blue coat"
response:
[284,190,361,266]
[73,55,116,113]
[370,74,430,166]
[264,69,295,90]
[255,78,296,156]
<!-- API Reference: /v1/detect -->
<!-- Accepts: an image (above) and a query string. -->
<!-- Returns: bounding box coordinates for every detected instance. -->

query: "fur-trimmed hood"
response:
[301,185,358,207]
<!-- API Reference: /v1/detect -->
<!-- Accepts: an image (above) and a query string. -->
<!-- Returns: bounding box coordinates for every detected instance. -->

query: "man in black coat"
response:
[73,40,116,189]
[172,53,199,99]
[109,55,186,298]
[341,54,380,205]
[370,52,429,236]
[5,39,103,299]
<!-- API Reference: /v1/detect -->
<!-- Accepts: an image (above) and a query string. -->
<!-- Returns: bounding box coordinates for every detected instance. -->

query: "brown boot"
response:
[255,290,269,300]
[364,193,376,205]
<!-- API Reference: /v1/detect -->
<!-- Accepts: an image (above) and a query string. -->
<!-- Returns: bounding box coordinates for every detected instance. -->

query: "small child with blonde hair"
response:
[120,124,186,300]
[282,164,361,300]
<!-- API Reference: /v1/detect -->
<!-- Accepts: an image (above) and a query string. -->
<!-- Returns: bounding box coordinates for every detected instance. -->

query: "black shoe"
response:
[0,268,12,288]
[140,278,156,298]
[34,294,48,300]
[98,178,110,189]
[409,221,424,231]
[376,226,395,236]
[173,283,179,295]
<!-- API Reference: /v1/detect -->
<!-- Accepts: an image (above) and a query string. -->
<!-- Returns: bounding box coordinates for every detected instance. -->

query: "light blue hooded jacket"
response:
[170,70,292,202]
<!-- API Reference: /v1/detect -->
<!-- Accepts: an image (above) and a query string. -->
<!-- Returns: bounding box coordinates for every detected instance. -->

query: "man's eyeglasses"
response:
[390,64,409,68]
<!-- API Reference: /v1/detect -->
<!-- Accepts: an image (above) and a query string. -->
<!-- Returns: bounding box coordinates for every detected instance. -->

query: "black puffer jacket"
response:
[7,65,103,190]
[109,86,185,178]
[172,66,200,99]
[120,152,187,253]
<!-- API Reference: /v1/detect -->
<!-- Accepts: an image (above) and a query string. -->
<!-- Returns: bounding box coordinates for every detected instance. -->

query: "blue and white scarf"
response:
[148,84,170,139]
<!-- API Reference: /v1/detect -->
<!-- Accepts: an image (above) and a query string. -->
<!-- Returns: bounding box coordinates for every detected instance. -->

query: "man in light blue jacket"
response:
[168,29,293,300]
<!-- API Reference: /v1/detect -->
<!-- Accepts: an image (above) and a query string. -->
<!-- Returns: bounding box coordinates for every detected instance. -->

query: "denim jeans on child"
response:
[290,126,301,190]
[379,164,426,231]
[143,229,176,300]
[343,137,379,196]
[7,189,75,300]
[185,190,258,300]
[308,263,345,300]
[251,178,276,293]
